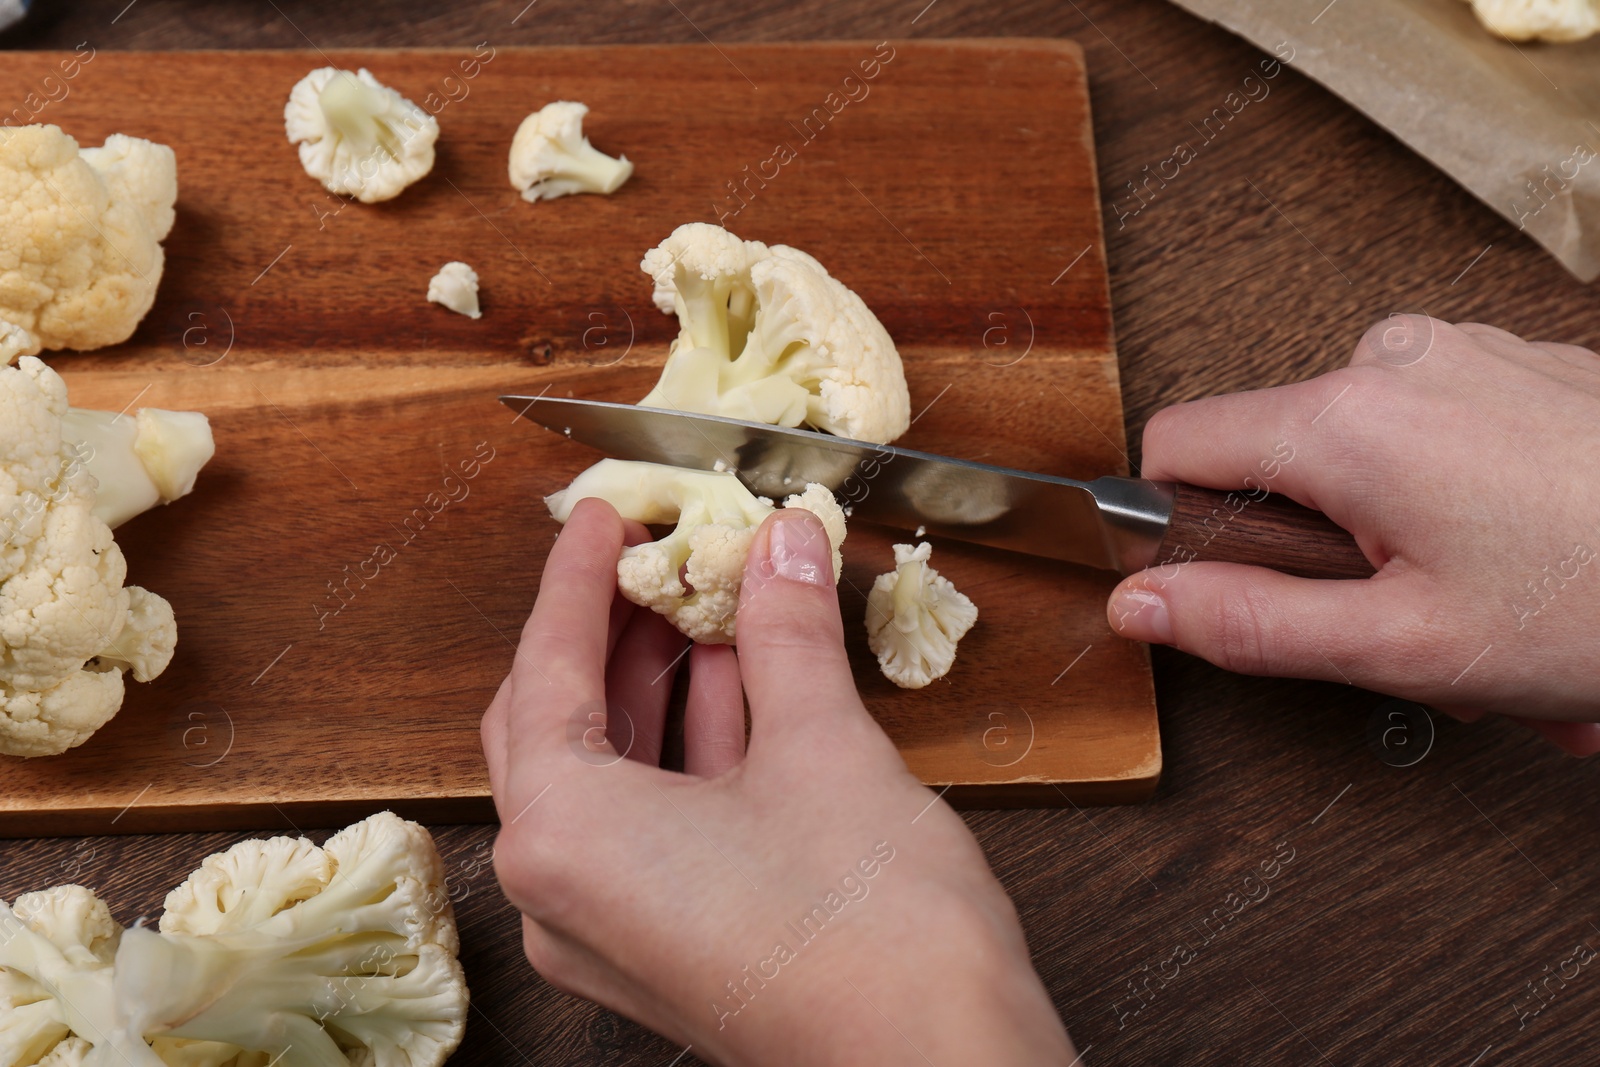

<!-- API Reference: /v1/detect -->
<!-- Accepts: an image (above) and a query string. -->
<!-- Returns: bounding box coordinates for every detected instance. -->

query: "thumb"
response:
[735,509,864,740]
[1106,562,1416,687]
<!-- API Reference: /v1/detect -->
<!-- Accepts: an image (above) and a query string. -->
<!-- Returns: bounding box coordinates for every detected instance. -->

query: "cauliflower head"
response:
[0,814,467,1067]
[546,459,847,644]
[285,68,439,204]
[1463,0,1600,40]
[507,101,633,202]
[0,126,178,357]
[640,223,911,444]
[865,542,978,689]
[2,357,181,757]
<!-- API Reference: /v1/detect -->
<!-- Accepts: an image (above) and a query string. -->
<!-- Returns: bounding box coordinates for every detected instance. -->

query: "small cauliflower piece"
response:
[0,126,178,357]
[425,261,481,320]
[1,357,207,758]
[865,542,978,689]
[1463,0,1600,40]
[640,223,911,444]
[508,101,633,202]
[0,814,468,1067]
[285,67,439,204]
[546,459,846,643]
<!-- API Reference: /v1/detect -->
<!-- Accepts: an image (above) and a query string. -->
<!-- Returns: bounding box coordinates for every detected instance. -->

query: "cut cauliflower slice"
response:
[865,542,978,689]
[1,357,201,758]
[285,67,439,204]
[546,459,847,644]
[0,125,177,357]
[0,814,467,1067]
[1463,0,1600,40]
[425,261,481,319]
[508,101,633,202]
[640,223,911,444]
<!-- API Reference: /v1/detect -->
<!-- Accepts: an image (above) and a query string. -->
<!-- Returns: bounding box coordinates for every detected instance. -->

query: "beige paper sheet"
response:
[1168,0,1600,281]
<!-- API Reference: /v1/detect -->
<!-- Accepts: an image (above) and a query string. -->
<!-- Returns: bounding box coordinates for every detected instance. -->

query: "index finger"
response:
[504,497,628,765]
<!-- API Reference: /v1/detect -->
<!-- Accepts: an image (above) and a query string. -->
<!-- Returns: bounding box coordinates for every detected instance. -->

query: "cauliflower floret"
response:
[0,886,120,1066]
[1463,0,1600,40]
[865,542,978,689]
[508,101,633,202]
[640,223,911,444]
[0,125,178,357]
[285,67,439,204]
[2,357,200,757]
[546,459,847,643]
[425,261,481,320]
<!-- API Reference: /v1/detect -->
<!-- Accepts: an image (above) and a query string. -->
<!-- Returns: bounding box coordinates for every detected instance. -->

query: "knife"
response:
[501,396,1374,580]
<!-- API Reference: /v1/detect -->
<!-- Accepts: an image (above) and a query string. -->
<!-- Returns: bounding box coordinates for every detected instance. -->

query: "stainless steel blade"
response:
[501,395,1176,573]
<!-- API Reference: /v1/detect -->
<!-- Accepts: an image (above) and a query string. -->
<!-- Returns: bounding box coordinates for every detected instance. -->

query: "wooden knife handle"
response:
[1151,483,1376,579]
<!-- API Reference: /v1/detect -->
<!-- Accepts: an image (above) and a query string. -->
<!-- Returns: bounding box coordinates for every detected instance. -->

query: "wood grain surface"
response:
[6,3,1600,1067]
[0,40,1159,833]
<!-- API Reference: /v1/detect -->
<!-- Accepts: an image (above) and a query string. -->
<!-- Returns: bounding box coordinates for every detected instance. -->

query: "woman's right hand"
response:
[1108,315,1600,752]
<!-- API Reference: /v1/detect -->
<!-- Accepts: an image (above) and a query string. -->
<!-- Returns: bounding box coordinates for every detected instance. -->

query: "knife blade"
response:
[501,395,1375,579]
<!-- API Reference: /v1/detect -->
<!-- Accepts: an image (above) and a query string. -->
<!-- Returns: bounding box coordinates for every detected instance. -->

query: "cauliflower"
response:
[546,459,847,643]
[1463,0,1600,40]
[0,813,468,1067]
[639,223,911,444]
[425,262,480,320]
[1,356,215,757]
[865,542,978,689]
[61,407,215,530]
[0,125,178,357]
[285,68,439,204]
[507,101,633,202]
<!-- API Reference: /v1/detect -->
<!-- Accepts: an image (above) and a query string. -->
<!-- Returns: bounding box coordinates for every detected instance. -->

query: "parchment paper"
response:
[1168,0,1600,282]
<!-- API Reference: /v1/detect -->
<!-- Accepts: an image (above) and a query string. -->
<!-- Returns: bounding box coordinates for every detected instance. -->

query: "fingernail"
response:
[762,512,834,589]
[1110,588,1174,645]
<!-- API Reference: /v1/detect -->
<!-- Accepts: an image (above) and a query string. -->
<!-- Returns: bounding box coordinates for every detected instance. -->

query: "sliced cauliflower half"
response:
[640,223,911,444]
[0,125,178,357]
[546,459,847,644]
[1,357,199,758]
[0,815,466,1067]
[1464,0,1600,40]
[508,100,633,202]
[285,67,439,204]
[426,261,481,320]
[865,542,978,689]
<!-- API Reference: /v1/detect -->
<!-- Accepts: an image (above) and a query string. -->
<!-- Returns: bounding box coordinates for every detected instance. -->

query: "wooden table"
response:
[5,3,1597,1064]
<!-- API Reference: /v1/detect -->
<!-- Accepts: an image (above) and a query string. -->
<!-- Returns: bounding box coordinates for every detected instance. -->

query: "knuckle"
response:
[1199,584,1282,676]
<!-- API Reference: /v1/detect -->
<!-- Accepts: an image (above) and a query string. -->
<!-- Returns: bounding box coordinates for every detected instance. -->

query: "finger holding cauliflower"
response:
[0,124,178,359]
[1,355,214,757]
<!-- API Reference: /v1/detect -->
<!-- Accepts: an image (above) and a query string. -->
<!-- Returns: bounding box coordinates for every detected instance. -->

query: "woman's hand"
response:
[1109,315,1600,752]
[482,500,1077,1066]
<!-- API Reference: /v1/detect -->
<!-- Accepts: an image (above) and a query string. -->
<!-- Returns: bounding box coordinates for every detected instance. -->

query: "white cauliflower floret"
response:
[2,357,206,758]
[1463,0,1600,40]
[285,68,439,204]
[865,542,978,689]
[425,262,481,320]
[546,459,847,644]
[0,125,178,357]
[507,101,633,202]
[640,223,911,444]
[1,815,467,1067]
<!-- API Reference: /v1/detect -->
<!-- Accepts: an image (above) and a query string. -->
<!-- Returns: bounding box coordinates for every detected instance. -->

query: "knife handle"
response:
[1152,483,1376,579]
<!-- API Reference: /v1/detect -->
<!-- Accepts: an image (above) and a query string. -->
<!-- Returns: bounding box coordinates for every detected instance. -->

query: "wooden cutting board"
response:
[0,41,1158,836]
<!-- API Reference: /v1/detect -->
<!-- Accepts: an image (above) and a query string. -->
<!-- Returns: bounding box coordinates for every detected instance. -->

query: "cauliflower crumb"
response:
[427,261,482,319]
